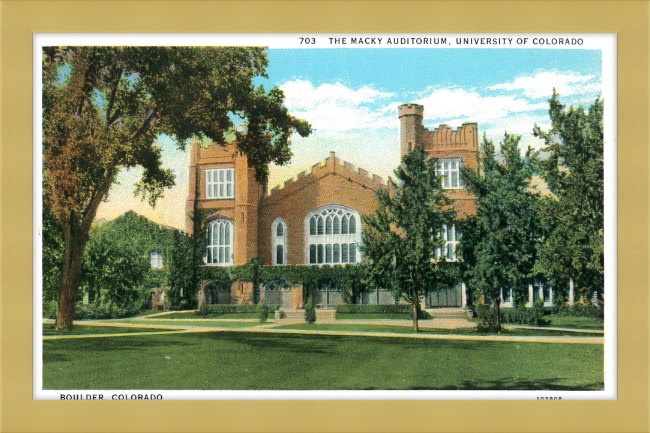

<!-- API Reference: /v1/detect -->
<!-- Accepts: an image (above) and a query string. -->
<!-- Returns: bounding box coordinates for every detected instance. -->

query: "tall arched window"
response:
[272,218,288,265]
[305,205,362,265]
[206,219,234,266]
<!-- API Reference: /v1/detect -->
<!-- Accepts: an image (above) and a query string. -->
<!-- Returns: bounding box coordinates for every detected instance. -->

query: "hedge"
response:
[337,304,412,314]
[197,304,280,315]
[42,301,144,320]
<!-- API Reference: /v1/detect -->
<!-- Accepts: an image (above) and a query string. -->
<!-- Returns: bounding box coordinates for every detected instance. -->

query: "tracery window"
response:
[306,206,361,265]
[205,219,234,266]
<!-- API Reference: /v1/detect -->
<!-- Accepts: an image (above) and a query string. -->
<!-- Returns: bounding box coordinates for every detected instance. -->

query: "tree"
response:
[361,146,457,332]
[43,46,312,329]
[458,133,543,330]
[534,91,604,299]
[80,211,174,309]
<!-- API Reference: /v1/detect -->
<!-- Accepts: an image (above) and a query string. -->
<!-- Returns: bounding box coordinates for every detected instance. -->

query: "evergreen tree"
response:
[534,91,604,300]
[361,146,457,332]
[458,133,543,330]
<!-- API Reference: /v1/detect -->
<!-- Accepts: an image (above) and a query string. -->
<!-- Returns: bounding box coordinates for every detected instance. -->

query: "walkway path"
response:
[42,317,604,345]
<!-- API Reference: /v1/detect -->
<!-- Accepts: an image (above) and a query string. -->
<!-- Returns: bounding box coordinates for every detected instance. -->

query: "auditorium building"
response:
[186,103,557,309]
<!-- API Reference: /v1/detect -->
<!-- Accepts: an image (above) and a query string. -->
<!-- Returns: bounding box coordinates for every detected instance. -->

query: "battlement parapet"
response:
[398,103,424,118]
[423,122,478,149]
[265,151,389,203]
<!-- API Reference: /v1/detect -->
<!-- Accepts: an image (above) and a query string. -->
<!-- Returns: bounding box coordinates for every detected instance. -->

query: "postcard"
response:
[34,33,616,401]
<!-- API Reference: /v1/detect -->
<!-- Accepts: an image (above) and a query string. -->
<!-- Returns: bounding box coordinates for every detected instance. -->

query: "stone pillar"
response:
[568,279,574,306]
[528,284,533,307]
[461,283,467,308]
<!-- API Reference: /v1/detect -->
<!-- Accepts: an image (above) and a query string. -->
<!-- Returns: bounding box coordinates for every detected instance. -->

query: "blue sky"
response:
[96,48,603,230]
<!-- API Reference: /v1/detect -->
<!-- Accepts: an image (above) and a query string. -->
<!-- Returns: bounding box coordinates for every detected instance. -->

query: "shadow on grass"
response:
[211,332,338,355]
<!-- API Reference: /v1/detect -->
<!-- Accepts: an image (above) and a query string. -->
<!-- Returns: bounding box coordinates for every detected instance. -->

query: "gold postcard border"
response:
[2,1,648,432]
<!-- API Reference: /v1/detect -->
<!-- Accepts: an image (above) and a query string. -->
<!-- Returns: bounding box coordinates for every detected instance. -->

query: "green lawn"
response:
[546,315,604,330]
[43,324,170,336]
[119,319,264,329]
[43,331,604,390]
[151,312,263,320]
[273,324,603,337]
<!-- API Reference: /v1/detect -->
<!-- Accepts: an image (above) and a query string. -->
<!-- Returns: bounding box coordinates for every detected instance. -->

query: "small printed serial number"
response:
[300,37,316,44]
[537,397,562,400]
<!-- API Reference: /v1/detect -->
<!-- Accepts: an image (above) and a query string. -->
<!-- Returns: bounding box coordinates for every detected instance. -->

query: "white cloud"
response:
[489,71,601,99]
[409,87,547,125]
[280,80,396,133]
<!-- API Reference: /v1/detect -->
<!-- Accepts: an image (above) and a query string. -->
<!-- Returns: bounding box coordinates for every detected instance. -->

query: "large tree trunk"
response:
[493,297,502,332]
[412,300,420,333]
[56,225,88,329]
[55,184,109,330]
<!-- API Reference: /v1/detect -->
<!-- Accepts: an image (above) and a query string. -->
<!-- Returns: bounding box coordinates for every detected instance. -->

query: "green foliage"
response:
[43,300,59,319]
[197,304,278,316]
[42,46,312,328]
[361,145,458,331]
[79,211,174,309]
[42,205,64,302]
[548,303,604,320]
[458,133,544,328]
[534,91,604,296]
[304,299,317,324]
[257,303,270,322]
[72,302,144,320]
[336,304,413,314]
[500,307,548,327]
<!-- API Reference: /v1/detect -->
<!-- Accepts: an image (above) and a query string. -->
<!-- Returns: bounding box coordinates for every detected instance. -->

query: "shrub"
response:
[71,302,143,320]
[257,303,270,322]
[197,304,279,316]
[305,299,316,324]
[43,300,58,319]
[336,304,413,314]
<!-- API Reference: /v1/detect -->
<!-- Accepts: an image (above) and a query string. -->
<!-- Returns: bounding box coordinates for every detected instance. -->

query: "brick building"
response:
[186,103,490,308]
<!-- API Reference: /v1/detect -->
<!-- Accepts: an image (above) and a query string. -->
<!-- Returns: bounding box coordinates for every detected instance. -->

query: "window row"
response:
[205,168,235,199]
[309,213,356,235]
[309,243,359,265]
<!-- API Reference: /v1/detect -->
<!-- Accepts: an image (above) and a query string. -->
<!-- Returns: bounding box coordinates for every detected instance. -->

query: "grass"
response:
[43,331,604,390]
[43,324,168,336]
[272,324,603,337]
[119,320,264,329]
[151,312,263,320]
[545,315,604,330]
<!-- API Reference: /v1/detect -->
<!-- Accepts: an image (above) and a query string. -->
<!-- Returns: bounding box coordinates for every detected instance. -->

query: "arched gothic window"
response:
[305,205,361,265]
[206,219,234,266]
[272,218,288,265]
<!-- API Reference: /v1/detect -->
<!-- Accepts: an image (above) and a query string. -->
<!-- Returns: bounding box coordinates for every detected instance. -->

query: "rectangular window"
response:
[206,168,235,199]
[325,245,332,263]
[349,243,356,263]
[309,245,316,264]
[342,243,348,263]
[437,159,462,189]
[150,251,163,269]
[333,244,340,263]
[317,244,324,264]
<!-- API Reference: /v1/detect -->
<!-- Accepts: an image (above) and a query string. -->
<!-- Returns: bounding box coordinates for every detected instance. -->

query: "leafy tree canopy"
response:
[458,133,543,329]
[80,211,175,308]
[361,146,458,331]
[43,46,312,329]
[533,91,604,297]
